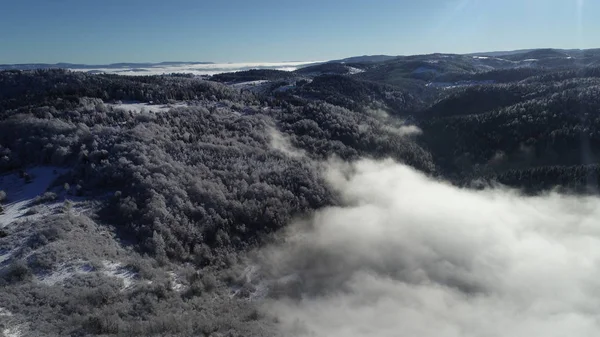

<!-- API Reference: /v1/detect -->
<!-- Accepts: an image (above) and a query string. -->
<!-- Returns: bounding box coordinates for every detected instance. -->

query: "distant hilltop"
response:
[0,61,214,71]
[2,48,600,75]
[4,48,600,72]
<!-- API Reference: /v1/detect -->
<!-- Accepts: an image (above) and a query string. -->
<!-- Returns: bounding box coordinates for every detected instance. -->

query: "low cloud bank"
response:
[257,158,600,337]
[70,61,319,76]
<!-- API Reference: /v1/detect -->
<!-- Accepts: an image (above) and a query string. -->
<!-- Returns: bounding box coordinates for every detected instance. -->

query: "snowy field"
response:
[70,61,320,76]
[106,101,189,113]
[0,167,184,290]
[0,167,67,228]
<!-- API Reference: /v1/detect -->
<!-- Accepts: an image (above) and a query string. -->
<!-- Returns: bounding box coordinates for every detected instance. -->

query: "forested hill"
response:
[2,48,600,336]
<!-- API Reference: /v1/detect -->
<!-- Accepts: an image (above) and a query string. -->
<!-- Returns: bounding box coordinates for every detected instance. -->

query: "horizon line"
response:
[2,47,599,66]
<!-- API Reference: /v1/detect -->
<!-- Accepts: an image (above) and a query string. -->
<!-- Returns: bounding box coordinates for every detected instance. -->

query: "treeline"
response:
[293,74,426,114]
[293,62,365,75]
[489,164,600,194]
[211,69,294,83]
[420,84,533,119]
[0,69,257,113]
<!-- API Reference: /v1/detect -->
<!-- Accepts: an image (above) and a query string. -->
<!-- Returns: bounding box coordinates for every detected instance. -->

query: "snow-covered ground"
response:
[0,308,12,317]
[0,307,22,337]
[37,260,93,286]
[0,167,66,228]
[102,260,139,290]
[2,324,23,337]
[35,259,142,290]
[347,66,365,74]
[106,102,189,113]
[70,61,321,76]
[0,166,147,291]
[426,79,496,89]
[167,271,186,292]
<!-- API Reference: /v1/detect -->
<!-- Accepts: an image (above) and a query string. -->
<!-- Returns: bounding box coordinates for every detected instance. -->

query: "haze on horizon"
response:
[1,0,599,64]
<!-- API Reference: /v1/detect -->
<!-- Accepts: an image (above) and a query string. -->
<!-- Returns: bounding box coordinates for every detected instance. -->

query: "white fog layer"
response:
[257,159,600,337]
[68,61,320,76]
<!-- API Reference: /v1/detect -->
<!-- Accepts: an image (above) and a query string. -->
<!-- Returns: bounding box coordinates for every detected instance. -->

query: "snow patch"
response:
[106,102,188,114]
[0,308,22,337]
[0,167,66,228]
[168,272,186,292]
[426,80,495,89]
[347,66,364,74]
[102,261,137,290]
[2,326,22,337]
[37,260,93,286]
[35,260,141,290]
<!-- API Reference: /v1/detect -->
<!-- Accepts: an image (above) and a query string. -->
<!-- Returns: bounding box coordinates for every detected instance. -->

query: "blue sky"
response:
[1,0,598,64]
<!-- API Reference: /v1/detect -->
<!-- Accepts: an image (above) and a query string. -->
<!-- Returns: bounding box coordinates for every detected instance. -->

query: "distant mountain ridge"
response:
[332,55,398,63]
[468,48,600,58]
[2,48,599,74]
[0,61,214,71]
[468,49,540,57]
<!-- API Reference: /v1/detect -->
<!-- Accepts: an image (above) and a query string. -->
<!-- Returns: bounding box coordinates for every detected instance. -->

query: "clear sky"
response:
[1,0,598,64]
